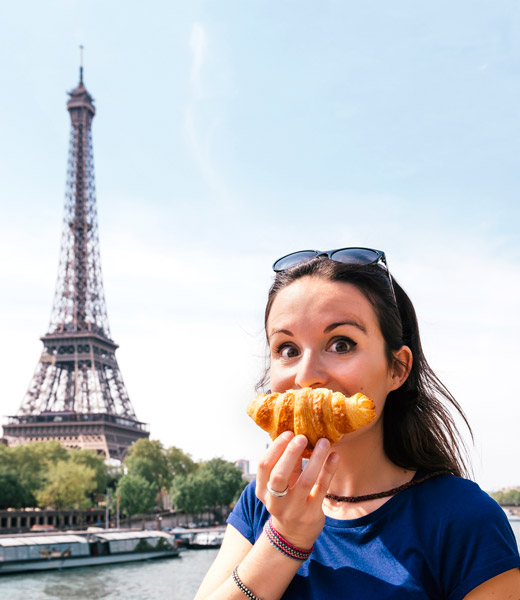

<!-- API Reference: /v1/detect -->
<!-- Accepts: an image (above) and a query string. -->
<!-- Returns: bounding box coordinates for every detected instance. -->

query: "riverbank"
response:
[0,507,229,535]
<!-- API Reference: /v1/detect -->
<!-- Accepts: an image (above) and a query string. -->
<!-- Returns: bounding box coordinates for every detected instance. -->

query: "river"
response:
[1,523,519,599]
[0,548,217,600]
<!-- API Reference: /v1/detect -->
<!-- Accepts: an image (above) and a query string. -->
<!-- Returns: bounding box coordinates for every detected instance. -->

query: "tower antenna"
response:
[79,45,84,83]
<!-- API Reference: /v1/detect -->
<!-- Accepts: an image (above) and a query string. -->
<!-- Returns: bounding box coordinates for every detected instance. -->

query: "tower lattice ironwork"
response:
[3,66,149,459]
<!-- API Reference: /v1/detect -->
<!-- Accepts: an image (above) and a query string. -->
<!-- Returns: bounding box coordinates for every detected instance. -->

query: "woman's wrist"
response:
[268,515,322,551]
[228,530,308,600]
[232,565,263,600]
[263,517,313,561]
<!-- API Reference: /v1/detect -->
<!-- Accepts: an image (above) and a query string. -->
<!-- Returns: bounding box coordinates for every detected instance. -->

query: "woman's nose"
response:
[294,350,327,389]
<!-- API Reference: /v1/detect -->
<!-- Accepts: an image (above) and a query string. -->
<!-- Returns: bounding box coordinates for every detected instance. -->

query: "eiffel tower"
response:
[3,61,149,460]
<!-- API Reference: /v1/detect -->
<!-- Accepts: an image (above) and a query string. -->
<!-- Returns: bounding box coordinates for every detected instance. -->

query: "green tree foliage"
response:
[202,458,248,506]
[117,473,157,517]
[0,444,15,471]
[490,489,520,505]
[170,458,247,514]
[170,471,213,514]
[0,446,24,507]
[69,449,108,494]
[0,442,110,509]
[0,438,247,517]
[166,446,197,479]
[36,460,97,511]
[0,441,69,506]
[124,439,171,493]
[0,470,27,509]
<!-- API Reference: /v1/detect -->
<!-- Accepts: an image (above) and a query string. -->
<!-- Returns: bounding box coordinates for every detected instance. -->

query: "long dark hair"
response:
[259,258,472,478]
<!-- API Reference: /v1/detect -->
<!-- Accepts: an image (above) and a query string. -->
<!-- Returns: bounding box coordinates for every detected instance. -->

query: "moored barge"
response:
[0,530,180,574]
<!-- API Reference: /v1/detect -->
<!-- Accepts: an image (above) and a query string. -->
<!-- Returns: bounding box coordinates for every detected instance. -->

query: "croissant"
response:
[246,387,376,457]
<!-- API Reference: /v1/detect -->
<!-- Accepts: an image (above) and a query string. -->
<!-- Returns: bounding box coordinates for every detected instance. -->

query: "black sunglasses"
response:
[272,247,397,302]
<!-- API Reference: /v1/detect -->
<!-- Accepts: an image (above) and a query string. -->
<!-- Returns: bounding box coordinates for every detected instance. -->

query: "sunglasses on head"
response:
[272,247,397,303]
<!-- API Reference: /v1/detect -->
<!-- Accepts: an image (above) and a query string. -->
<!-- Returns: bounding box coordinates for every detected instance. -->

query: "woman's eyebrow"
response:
[268,328,293,340]
[324,320,367,334]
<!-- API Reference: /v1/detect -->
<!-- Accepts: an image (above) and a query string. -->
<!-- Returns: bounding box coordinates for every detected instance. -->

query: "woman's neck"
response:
[322,427,415,518]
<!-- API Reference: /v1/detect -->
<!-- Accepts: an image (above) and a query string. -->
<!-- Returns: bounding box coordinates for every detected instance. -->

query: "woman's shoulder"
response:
[415,473,495,502]
[409,473,520,596]
[227,479,269,543]
[410,473,508,523]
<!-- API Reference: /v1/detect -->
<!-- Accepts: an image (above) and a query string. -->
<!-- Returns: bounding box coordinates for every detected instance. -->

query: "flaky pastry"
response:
[246,387,376,457]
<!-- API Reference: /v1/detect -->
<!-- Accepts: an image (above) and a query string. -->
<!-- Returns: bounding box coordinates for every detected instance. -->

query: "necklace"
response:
[325,471,451,503]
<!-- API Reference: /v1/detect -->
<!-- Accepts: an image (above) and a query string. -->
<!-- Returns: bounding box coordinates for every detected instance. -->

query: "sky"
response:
[0,1,519,491]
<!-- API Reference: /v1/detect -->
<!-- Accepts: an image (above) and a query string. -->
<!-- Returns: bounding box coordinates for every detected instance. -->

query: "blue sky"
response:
[0,1,519,490]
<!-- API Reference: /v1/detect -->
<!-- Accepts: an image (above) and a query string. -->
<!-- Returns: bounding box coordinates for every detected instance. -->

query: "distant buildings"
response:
[235,459,255,482]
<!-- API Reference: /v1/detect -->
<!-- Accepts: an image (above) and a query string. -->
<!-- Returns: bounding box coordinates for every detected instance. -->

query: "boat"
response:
[188,530,225,549]
[0,530,180,574]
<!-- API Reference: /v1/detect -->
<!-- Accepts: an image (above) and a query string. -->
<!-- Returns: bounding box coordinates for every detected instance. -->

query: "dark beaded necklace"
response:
[325,471,451,503]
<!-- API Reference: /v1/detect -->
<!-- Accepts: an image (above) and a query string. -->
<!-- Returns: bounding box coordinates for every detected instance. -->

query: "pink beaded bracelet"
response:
[263,517,313,561]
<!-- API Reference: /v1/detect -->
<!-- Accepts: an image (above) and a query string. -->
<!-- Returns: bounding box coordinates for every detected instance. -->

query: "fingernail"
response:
[317,438,330,450]
[293,435,307,448]
[280,431,294,441]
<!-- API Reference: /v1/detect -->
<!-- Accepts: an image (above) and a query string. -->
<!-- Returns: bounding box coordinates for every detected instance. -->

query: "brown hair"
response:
[259,257,472,478]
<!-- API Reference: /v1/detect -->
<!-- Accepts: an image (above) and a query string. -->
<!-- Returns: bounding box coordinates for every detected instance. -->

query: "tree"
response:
[166,446,197,479]
[170,459,247,514]
[36,460,97,513]
[490,489,520,505]
[8,441,69,506]
[170,472,211,514]
[117,473,157,518]
[0,470,27,509]
[69,449,108,494]
[124,439,171,492]
[0,445,15,472]
[0,442,115,512]
[201,458,248,506]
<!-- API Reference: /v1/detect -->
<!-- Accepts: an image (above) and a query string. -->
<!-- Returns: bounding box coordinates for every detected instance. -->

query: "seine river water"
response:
[1,523,519,599]
[0,548,217,600]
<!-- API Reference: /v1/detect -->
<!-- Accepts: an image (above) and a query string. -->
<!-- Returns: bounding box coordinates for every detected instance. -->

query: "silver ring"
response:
[267,481,289,498]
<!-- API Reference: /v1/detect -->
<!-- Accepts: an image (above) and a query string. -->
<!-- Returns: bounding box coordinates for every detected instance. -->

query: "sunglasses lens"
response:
[273,251,318,272]
[272,246,395,304]
[330,248,381,266]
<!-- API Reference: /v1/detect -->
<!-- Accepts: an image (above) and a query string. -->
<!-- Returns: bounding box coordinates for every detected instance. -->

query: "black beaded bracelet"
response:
[232,565,263,600]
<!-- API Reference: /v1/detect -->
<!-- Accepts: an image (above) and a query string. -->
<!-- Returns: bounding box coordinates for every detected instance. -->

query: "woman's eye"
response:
[276,344,299,359]
[328,338,355,354]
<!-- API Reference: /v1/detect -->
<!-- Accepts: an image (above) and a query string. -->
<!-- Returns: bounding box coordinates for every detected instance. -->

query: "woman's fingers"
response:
[310,451,340,500]
[294,438,333,496]
[255,437,338,550]
[288,451,304,487]
[268,435,307,493]
[256,431,295,491]
[257,435,339,508]
[256,433,309,496]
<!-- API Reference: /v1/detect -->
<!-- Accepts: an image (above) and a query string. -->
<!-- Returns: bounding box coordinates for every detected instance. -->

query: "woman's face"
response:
[267,276,405,421]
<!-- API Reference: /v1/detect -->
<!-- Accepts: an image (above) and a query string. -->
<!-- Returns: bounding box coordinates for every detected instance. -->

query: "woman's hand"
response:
[256,431,339,550]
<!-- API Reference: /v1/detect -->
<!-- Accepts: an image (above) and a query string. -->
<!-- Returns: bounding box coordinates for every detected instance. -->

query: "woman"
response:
[195,248,520,599]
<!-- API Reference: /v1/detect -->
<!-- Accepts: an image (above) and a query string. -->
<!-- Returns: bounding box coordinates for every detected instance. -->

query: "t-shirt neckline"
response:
[324,470,425,528]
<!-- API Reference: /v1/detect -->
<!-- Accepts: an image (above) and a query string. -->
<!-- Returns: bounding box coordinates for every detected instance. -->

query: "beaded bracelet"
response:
[232,565,263,600]
[263,517,313,561]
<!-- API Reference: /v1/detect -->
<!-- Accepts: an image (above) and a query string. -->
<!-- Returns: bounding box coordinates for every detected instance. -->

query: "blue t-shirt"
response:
[228,474,520,599]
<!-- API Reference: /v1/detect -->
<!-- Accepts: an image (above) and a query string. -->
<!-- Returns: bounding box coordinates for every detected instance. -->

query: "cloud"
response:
[184,22,233,207]
[183,105,230,203]
[189,22,208,100]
